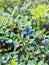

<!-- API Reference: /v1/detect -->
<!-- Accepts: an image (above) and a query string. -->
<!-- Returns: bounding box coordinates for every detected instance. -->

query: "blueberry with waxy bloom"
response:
[44,24,48,28]
[8,42,14,49]
[10,44,14,49]
[8,40,14,49]
[34,57,39,61]
[44,24,49,31]
[1,38,5,43]
[23,28,30,36]
[41,39,46,44]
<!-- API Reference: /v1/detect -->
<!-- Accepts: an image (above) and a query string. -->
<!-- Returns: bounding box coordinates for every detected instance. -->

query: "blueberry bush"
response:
[0,0,49,65]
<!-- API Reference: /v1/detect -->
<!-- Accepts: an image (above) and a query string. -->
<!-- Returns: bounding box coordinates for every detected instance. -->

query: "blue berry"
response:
[44,24,49,31]
[1,38,5,43]
[8,39,14,49]
[8,40,12,44]
[44,24,48,28]
[10,44,14,49]
[8,42,14,49]
[23,28,30,36]
[34,57,39,61]
[41,39,46,44]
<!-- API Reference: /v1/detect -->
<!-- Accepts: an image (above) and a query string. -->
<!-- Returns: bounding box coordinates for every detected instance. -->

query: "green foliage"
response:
[0,0,49,65]
[30,4,48,20]
[30,4,49,29]
[10,59,17,65]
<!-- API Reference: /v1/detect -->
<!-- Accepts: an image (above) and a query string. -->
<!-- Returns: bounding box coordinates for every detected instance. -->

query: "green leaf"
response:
[10,59,17,65]
[27,61,35,65]
[38,60,44,65]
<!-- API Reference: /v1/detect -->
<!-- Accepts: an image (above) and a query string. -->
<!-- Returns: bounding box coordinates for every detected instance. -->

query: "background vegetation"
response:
[0,0,49,65]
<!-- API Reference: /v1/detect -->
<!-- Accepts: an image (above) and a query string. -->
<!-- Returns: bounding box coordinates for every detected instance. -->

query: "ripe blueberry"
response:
[41,39,46,44]
[1,38,5,43]
[23,28,30,36]
[34,57,39,61]
[44,24,49,31]
[8,39,14,49]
